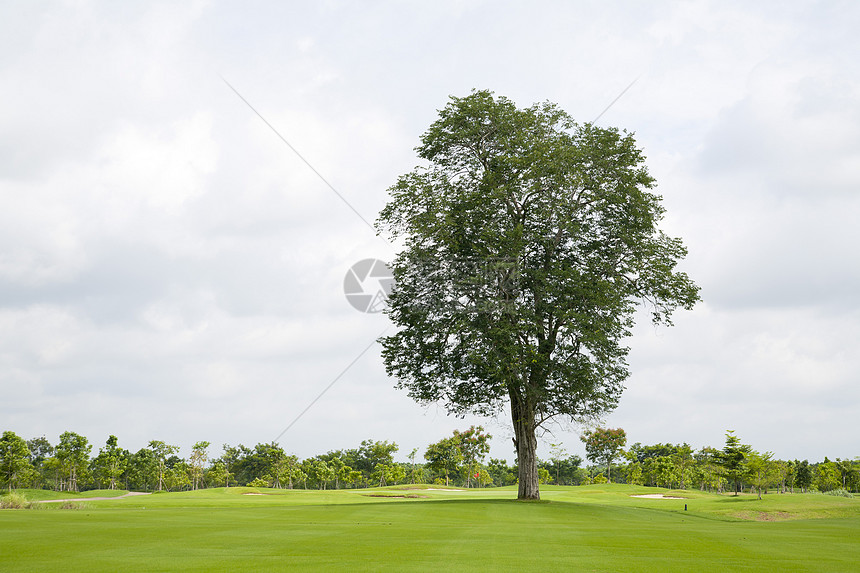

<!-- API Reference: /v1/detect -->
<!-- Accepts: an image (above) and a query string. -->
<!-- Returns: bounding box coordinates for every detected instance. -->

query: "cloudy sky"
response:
[2,1,858,464]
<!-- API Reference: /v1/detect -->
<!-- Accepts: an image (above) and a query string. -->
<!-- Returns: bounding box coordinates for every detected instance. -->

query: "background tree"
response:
[671,444,694,489]
[293,466,308,490]
[92,435,128,490]
[352,440,399,485]
[453,426,491,487]
[815,459,841,492]
[189,441,210,490]
[128,447,160,491]
[774,460,792,494]
[300,458,314,488]
[282,455,302,489]
[835,458,857,491]
[26,435,53,488]
[549,442,568,485]
[746,450,778,499]
[207,460,231,488]
[344,468,362,489]
[27,436,53,465]
[476,468,493,487]
[223,442,290,487]
[372,463,406,487]
[424,436,463,486]
[626,461,644,486]
[220,445,244,487]
[254,443,288,488]
[166,461,190,491]
[377,90,699,500]
[308,459,334,489]
[715,431,751,495]
[54,431,92,492]
[538,467,552,484]
[543,454,584,486]
[326,456,357,490]
[581,428,627,483]
[695,447,722,492]
[628,443,679,464]
[845,459,860,492]
[794,460,813,493]
[148,440,179,491]
[407,448,420,484]
[488,458,517,487]
[651,456,677,488]
[0,431,31,491]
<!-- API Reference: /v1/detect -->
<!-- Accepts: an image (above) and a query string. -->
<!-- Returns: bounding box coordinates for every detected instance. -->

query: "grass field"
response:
[2,484,858,572]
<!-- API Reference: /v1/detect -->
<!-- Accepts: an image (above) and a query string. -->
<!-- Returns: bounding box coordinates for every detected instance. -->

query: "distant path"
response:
[35,491,152,503]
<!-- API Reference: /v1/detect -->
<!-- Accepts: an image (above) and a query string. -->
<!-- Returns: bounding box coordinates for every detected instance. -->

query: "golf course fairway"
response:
[2,484,858,571]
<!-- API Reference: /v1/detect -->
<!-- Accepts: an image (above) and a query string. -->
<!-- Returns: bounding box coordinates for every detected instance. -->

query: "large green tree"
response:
[377,91,699,499]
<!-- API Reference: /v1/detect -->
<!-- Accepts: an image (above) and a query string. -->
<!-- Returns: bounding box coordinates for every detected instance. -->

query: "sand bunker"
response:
[630,494,686,499]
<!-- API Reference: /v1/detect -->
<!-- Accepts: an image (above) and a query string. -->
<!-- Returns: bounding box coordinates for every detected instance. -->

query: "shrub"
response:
[58,501,90,510]
[0,492,32,509]
[248,477,270,488]
[823,489,855,498]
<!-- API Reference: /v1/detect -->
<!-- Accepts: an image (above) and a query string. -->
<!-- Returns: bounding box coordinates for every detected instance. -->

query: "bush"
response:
[248,477,270,488]
[0,492,32,509]
[58,501,90,510]
[823,489,855,498]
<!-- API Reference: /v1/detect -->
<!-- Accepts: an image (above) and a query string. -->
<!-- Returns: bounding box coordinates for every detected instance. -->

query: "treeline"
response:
[0,425,583,493]
[0,426,534,493]
[579,428,860,497]
[1,428,857,496]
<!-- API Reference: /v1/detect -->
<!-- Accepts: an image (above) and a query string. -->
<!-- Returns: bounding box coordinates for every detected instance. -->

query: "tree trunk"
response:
[511,392,540,500]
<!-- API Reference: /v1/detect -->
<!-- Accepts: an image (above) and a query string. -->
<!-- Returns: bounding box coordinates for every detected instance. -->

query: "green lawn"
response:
[8,488,130,501]
[2,485,858,572]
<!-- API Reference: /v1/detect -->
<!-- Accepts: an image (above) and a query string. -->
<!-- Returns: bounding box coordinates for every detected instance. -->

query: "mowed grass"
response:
[9,488,130,501]
[2,485,859,572]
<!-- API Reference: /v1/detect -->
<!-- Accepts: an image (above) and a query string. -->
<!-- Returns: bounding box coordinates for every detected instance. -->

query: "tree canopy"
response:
[0,431,31,492]
[581,427,627,483]
[716,430,752,495]
[376,90,700,499]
